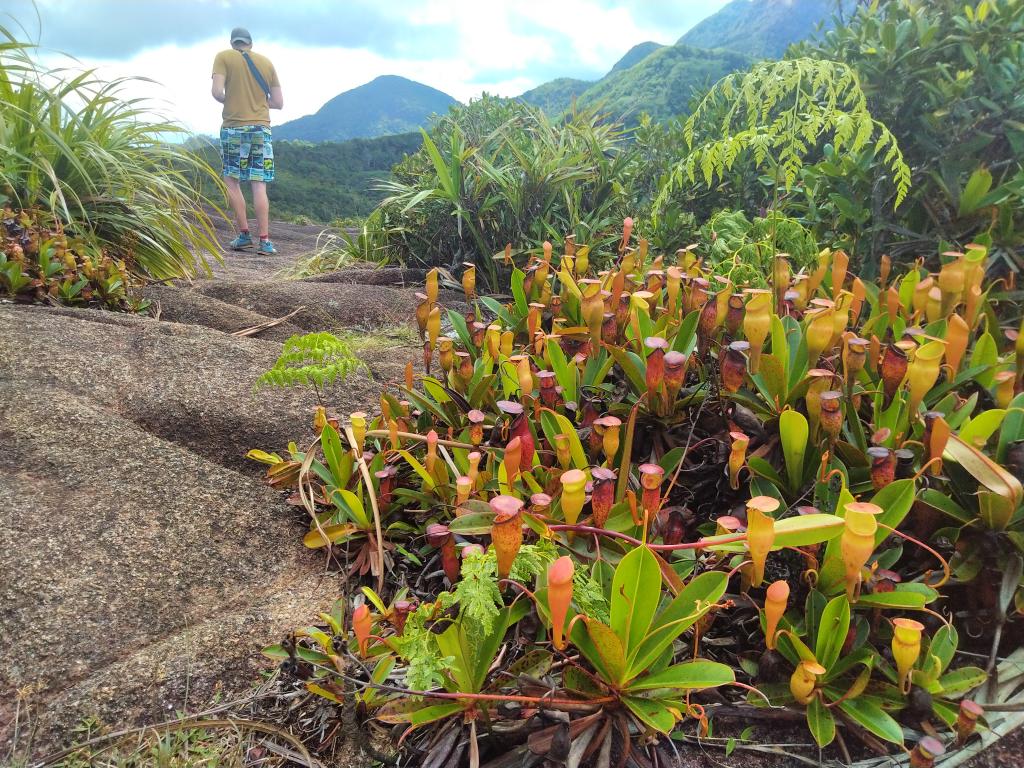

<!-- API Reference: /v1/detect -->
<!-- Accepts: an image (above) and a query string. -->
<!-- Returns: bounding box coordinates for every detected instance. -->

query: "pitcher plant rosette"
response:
[253,224,1022,766]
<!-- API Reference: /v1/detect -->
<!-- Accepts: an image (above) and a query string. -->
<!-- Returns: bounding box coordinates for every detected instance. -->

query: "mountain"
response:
[518,78,592,115]
[576,43,754,124]
[519,44,663,117]
[678,0,841,59]
[609,41,665,74]
[274,75,458,143]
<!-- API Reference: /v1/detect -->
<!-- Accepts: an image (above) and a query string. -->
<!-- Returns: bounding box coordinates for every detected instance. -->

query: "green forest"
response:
[189,132,421,224]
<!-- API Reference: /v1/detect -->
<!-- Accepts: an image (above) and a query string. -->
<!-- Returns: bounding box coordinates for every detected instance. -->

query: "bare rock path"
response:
[0,217,434,758]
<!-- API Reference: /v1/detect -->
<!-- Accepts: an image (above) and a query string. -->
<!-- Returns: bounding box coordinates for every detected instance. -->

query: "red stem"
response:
[547,524,746,551]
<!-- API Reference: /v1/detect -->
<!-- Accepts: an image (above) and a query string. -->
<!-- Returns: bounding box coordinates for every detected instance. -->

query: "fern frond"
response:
[256,332,367,390]
[661,57,912,209]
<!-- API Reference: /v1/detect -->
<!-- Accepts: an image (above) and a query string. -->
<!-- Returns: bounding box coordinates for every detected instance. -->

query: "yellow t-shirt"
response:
[212,49,280,128]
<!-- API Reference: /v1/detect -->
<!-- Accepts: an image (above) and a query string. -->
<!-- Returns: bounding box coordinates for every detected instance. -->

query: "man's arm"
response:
[269,86,284,110]
[211,73,226,104]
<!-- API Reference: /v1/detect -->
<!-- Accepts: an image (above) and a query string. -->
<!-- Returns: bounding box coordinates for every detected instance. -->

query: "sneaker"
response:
[229,232,253,250]
[257,238,277,255]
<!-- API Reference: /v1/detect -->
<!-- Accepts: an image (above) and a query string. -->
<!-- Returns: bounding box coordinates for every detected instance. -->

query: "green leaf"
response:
[938,666,987,696]
[628,572,727,677]
[539,409,587,469]
[478,296,516,329]
[611,545,663,656]
[918,488,972,523]
[996,395,1024,463]
[511,268,528,318]
[609,346,647,393]
[959,168,993,217]
[779,409,809,494]
[376,699,462,726]
[622,696,677,734]
[546,337,578,406]
[853,590,928,609]
[871,479,916,545]
[435,622,476,693]
[959,409,1007,449]
[925,624,958,677]
[303,522,360,548]
[838,699,904,745]
[335,488,371,529]
[626,660,734,693]
[701,514,844,552]
[580,618,628,684]
[968,333,998,388]
[397,449,437,490]
[807,696,836,747]
[671,310,701,355]
[320,423,348,487]
[447,510,495,535]
[945,434,1023,510]
[447,309,475,356]
[815,595,850,671]
[748,456,786,488]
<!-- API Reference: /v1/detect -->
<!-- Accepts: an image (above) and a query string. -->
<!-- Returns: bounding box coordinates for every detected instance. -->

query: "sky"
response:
[0,0,731,136]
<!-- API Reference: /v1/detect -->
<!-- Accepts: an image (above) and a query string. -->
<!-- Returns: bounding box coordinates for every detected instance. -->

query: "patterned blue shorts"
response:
[220,125,275,182]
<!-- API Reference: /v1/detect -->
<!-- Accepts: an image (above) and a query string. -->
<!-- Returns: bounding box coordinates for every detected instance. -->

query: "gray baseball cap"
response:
[230,27,252,45]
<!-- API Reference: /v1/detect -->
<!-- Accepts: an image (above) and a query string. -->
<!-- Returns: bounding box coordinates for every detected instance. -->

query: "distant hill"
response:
[678,0,842,59]
[609,41,665,74]
[577,43,754,124]
[518,78,592,115]
[274,75,458,143]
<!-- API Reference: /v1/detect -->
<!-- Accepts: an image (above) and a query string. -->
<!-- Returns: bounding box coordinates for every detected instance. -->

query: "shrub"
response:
[373,96,634,289]
[0,23,220,284]
[794,0,1024,264]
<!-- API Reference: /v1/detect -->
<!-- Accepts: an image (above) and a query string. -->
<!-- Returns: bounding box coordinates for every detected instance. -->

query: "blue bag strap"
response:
[240,51,271,100]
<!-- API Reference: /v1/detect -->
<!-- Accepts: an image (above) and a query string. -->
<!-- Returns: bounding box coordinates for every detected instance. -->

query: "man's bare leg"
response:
[251,181,269,238]
[224,175,248,232]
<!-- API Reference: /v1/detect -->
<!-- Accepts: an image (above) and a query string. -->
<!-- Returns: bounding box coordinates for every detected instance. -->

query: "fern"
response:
[390,543,610,690]
[658,58,911,213]
[391,594,457,691]
[256,332,367,390]
[453,550,504,635]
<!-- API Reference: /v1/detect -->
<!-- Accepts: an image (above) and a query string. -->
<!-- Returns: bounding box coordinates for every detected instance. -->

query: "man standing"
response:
[211,27,284,254]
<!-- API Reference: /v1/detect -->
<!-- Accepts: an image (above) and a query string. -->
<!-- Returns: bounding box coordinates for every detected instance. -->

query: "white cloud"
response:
[25,0,731,136]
